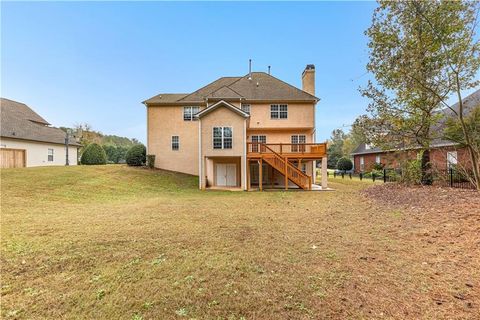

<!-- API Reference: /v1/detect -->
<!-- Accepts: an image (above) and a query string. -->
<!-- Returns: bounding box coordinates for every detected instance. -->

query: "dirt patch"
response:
[361,183,480,317]
[362,183,480,214]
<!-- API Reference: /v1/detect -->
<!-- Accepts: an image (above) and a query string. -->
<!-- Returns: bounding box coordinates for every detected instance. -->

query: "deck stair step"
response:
[259,144,311,190]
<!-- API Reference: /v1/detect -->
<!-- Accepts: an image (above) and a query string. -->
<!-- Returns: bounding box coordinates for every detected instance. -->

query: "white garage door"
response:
[216,163,237,187]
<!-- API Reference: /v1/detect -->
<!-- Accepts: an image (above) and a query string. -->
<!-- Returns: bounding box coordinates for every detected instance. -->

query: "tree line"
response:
[60,123,143,164]
[328,0,480,190]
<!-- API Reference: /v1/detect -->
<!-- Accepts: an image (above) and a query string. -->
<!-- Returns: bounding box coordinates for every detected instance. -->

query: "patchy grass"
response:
[1,165,479,319]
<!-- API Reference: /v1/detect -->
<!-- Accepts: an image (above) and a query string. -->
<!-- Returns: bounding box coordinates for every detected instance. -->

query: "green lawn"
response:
[1,165,477,319]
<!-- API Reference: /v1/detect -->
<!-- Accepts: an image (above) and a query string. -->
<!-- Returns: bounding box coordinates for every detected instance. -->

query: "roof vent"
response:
[248,59,252,80]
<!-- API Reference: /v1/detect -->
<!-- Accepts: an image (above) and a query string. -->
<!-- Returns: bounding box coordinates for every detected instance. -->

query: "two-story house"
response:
[143,64,328,190]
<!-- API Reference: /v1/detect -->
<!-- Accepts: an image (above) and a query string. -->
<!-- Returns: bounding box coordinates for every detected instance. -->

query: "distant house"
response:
[351,89,479,173]
[0,98,80,168]
[143,64,328,191]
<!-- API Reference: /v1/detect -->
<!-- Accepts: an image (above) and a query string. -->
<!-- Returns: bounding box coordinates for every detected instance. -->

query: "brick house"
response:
[351,89,479,173]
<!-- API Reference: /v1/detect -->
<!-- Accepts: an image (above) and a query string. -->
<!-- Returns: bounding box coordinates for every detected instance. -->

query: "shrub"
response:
[126,144,146,166]
[399,159,422,184]
[80,143,107,165]
[103,145,129,164]
[371,162,384,171]
[146,154,156,169]
[336,157,353,172]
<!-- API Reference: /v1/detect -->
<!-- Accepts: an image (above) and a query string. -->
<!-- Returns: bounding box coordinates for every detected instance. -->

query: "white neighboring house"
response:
[0,98,80,168]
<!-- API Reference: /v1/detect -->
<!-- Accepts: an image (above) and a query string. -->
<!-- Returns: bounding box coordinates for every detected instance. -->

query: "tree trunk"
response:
[455,76,480,190]
[421,149,433,185]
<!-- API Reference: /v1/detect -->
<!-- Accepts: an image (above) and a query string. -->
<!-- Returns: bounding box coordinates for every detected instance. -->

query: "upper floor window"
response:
[241,104,251,114]
[213,127,232,149]
[183,106,199,121]
[48,148,54,162]
[171,136,179,151]
[271,104,288,119]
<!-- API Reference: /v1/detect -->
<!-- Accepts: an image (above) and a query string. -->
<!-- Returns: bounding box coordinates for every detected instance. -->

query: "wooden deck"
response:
[247,142,327,159]
[246,142,328,191]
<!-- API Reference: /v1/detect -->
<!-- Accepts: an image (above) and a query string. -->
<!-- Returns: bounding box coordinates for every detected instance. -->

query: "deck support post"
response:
[284,157,288,190]
[270,166,274,188]
[321,156,328,190]
[201,156,207,190]
[259,158,263,191]
[246,159,250,191]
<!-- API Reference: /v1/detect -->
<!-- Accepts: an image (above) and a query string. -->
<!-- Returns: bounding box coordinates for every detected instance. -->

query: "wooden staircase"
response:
[260,144,311,190]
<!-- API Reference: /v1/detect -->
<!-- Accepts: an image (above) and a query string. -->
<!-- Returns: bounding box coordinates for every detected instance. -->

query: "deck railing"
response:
[259,143,311,190]
[247,142,327,157]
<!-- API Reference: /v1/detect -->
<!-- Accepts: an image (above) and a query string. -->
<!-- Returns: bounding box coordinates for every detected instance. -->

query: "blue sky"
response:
[2,1,385,143]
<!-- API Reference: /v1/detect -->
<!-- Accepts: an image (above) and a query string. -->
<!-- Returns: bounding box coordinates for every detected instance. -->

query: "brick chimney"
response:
[302,64,315,96]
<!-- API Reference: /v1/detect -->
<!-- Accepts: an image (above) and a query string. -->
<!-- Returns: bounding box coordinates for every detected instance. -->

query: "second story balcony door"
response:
[251,135,266,153]
[291,135,306,152]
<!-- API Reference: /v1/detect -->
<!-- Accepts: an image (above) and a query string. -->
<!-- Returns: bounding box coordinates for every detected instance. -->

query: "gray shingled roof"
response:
[142,93,188,104]
[351,88,480,156]
[1,98,80,146]
[143,72,319,105]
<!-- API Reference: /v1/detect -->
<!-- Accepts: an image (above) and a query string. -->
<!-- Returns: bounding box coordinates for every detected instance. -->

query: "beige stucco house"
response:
[143,65,328,190]
[0,98,79,168]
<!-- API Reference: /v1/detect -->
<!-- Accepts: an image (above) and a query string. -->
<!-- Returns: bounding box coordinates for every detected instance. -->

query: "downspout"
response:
[198,114,203,190]
[243,117,247,190]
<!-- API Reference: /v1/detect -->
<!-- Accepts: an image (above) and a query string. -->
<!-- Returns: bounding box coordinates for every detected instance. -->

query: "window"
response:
[183,106,199,121]
[171,136,179,151]
[447,151,458,169]
[241,104,251,114]
[48,148,54,162]
[365,144,372,150]
[251,135,266,152]
[360,156,365,171]
[375,155,381,164]
[270,104,288,119]
[291,135,306,152]
[213,127,232,149]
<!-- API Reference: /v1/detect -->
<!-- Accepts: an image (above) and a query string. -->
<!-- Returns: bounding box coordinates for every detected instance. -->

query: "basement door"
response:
[216,163,237,187]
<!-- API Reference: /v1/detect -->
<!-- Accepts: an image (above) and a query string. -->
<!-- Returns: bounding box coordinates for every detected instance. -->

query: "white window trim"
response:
[48,148,54,162]
[375,155,381,164]
[212,126,233,149]
[291,134,306,152]
[251,135,266,152]
[183,106,200,121]
[171,135,179,151]
[241,103,251,114]
[270,104,288,119]
[251,135,267,143]
[447,151,458,168]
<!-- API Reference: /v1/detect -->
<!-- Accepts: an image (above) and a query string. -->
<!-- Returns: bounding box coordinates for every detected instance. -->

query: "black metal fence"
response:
[328,168,476,190]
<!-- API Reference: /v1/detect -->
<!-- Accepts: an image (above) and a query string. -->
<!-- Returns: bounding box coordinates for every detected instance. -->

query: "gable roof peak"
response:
[195,100,249,119]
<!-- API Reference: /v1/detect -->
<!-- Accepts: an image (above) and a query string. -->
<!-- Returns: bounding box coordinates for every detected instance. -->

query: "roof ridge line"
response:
[178,76,241,102]
[212,84,244,98]
[259,72,319,101]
